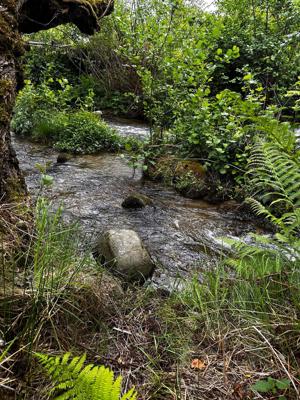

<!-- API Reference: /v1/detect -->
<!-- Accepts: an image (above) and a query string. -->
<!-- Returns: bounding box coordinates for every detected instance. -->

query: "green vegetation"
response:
[36,352,137,399]
[12,78,122,154]
[2,0,300,398]
[14,0,300,197]
[1,134,300,397]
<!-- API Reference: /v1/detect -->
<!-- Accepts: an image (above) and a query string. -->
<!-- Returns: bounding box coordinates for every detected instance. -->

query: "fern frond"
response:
[110,376,122,400]
[248,140,300,210]
[246,198,284,228]
[121,387,138,400]
[35,353,138,400]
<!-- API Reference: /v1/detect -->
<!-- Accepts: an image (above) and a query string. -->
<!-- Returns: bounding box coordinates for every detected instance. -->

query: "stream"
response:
[14,118,260,290]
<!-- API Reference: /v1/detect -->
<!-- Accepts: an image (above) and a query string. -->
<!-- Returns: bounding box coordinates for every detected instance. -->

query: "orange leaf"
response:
[191,358,205,370]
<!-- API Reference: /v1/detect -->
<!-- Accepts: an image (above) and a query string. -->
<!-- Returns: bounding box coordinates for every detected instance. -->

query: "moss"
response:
[145,155,178,182]
[0,2,24,57]
[0,79,14,125]
[0,79,13,96]
[0,107,10,125]
[4,177,27,201]
[174,160,206,180]
[0,1,25,128]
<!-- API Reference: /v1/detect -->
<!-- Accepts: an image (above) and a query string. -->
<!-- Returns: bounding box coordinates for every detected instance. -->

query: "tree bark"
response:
[0,0,27,201]
[0,0,113,202]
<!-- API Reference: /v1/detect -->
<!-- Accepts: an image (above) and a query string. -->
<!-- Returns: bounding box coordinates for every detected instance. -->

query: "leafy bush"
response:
[23,25,81,85]
[12,78,74,137]
[173,88,261,180]
[31,110,121,154]
[53,111,121,154]
[213,0,300,106]
[12,79,122,154]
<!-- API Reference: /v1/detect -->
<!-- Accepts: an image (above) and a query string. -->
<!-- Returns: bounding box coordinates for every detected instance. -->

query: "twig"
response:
[113,327,132,335]
[253,325,299,395]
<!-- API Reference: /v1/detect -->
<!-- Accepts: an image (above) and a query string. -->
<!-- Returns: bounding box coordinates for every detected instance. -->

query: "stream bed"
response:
[14,118,260,290]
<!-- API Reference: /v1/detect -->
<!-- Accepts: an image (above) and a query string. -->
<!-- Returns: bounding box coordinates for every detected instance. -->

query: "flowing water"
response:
[14,118,260,290]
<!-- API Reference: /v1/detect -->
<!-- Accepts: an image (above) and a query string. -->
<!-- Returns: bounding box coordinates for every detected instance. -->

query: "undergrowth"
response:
[36,352,137,400]
[11,79,122,154]
[1,126,299,400]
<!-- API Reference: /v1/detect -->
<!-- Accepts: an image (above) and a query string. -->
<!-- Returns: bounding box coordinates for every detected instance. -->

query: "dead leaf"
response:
[117,357,126,365]
[191,358,205,370]
[233,383,246,399]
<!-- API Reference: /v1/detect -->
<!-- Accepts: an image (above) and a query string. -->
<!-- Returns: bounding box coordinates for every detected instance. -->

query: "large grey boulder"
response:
[94,229,155,282]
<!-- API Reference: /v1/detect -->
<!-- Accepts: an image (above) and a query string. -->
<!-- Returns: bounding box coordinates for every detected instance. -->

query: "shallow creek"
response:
[14,118,260,290]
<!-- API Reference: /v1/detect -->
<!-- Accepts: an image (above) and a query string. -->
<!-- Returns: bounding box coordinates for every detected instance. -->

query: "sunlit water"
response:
[14,119,260,290]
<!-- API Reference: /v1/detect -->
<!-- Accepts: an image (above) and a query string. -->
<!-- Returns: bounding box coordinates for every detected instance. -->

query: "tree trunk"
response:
[0,1,27,201]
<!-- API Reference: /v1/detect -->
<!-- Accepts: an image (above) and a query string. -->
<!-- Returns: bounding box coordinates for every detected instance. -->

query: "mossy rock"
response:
[57,152,72,164]
[122,192,154,209]
[174,160,206,180]
[145,156,209,199]
[144,155,177,181]
[173,161,207,199]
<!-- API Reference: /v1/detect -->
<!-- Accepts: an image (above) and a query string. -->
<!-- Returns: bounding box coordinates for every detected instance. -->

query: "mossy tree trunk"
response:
[0,0,27,201]
[0,0,113,202]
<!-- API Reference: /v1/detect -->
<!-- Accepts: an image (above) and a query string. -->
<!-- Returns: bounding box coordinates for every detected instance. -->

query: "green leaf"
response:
[275,379,291,390]
[251,379,273,393]
[243,73,253,81]
[41,174,54,186]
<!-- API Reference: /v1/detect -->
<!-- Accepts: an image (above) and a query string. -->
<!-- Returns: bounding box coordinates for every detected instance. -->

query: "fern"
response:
[248,140,300,208]
[247,138,300,238]
[35,353,138,400]
[226,135,300,281]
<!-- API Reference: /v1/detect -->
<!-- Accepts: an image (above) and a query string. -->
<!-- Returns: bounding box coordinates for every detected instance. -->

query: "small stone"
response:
[122,192,154,209]
[94,110,103,117]
[57,153,71,164]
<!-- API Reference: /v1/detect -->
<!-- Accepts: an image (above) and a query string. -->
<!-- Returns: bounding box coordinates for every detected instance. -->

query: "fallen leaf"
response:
[191,358,205,370]
[233,383,246,399]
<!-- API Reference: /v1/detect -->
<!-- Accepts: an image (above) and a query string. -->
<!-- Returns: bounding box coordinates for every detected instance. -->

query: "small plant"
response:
[251,377,291,398]
[36,352,138,400]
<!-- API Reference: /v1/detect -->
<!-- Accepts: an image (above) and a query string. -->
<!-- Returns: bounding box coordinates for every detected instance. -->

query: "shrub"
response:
[12,78,74,137]
[53,111,122,154]
[12,79,122,154]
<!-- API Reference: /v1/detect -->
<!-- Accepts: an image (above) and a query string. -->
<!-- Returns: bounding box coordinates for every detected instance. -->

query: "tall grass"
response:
[0,196,96,355]
[178,134,300,398]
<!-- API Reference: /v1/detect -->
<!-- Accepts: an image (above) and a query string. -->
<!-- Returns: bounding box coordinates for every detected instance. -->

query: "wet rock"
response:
[94,110,103,118]
[93,229,155,282]
[122,192,154,209]
[57,153,72,164]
